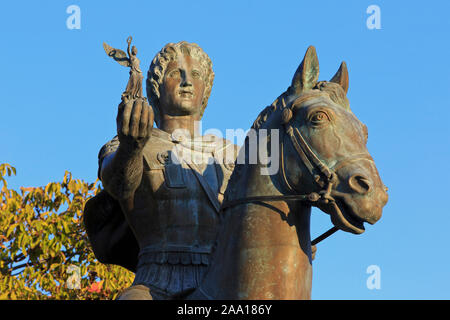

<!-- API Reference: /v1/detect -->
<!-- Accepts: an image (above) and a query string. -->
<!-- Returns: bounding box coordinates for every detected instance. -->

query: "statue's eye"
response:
[310,111,330,126]
[192,70,201,79]
[168,69,181,78]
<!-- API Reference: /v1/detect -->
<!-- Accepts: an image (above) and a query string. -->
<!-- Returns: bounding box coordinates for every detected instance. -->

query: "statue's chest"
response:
[141,143,221,202]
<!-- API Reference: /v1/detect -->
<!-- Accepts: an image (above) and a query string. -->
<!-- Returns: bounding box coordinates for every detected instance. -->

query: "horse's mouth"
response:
[324,199,366,234]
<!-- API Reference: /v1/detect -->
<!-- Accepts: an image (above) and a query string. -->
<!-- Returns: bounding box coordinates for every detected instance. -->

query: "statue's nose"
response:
[181,78,192,87]
[348,174,372,194]
[181,71,193,87]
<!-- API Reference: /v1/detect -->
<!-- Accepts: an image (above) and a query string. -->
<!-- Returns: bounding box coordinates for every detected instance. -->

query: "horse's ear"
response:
[291,46,319,95]
[330,61,349,94]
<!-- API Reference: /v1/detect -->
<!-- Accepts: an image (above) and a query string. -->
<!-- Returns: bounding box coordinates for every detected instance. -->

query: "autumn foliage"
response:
[0,163,134,299]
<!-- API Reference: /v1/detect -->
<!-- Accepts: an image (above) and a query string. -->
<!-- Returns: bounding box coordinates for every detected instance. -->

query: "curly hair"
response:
[146,41,215,127]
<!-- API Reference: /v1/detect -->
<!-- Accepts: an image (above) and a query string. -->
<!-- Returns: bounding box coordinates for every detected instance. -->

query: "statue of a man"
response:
[84,41,238,300]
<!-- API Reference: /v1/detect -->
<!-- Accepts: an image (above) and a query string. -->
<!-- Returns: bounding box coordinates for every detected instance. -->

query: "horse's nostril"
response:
[349,175,371,194]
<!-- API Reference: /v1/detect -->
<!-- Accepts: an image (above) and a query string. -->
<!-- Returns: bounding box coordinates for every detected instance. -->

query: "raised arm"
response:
[126,36,132,58]
[100,98,154,201]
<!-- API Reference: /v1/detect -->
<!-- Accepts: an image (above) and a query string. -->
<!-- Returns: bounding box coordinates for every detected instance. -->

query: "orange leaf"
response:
[87,280,104,293]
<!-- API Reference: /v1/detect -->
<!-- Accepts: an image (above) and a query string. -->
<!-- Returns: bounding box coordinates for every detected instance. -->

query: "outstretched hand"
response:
[116,98,154,151]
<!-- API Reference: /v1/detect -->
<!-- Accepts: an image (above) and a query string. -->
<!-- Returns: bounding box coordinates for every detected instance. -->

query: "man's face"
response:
[159,54,206,117]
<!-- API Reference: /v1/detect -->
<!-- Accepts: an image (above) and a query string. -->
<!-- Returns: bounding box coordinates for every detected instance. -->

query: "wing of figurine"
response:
[103,42,130,67]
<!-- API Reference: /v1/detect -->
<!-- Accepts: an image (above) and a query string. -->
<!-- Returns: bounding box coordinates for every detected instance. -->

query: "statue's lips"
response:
[179,90,194,98]
[324,199,365,234]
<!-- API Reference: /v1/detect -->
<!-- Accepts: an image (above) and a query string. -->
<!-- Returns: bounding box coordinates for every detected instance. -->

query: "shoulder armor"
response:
[97,136,120,179]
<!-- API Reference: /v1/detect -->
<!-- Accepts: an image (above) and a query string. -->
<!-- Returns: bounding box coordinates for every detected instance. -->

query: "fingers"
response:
[141,102,155,138]
[139,103,149,138]
[129,99,143,137]
[117,99,153,140]
[118,100,133,136]
[116,102,125,133]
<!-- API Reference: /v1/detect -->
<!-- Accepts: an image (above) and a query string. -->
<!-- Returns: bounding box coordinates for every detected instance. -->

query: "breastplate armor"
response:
[108,128,237,266]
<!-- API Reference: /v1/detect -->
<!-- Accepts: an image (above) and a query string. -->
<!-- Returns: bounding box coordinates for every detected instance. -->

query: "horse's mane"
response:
[251,90,290,130]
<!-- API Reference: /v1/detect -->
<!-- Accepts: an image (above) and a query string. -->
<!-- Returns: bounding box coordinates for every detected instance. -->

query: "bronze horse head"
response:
[280,46,388,234]
[189,46,388,300]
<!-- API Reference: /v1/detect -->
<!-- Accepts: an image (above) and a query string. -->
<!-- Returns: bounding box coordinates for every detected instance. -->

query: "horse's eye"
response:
[310,111,330,126]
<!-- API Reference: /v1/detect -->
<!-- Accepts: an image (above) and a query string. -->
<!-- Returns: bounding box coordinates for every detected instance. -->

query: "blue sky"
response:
[1,0,449,299]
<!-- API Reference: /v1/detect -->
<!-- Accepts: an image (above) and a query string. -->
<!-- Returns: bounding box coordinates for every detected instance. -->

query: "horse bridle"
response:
[221,108,374,246]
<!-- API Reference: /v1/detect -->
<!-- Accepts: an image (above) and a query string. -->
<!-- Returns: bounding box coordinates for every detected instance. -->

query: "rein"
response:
[221,118,371,246]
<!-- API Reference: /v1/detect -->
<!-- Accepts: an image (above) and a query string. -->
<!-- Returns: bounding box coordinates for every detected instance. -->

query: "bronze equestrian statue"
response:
[84,39,388,299]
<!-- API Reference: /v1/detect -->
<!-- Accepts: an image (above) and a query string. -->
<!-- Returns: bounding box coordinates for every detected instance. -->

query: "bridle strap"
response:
[311,226,339,246]
[220,191,335,247]
[221,193,320,211]
[279,130,297,194]
[286,124,333,181]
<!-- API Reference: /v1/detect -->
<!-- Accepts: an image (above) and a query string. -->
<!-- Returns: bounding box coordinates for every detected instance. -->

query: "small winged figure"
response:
[103,36,144,101]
